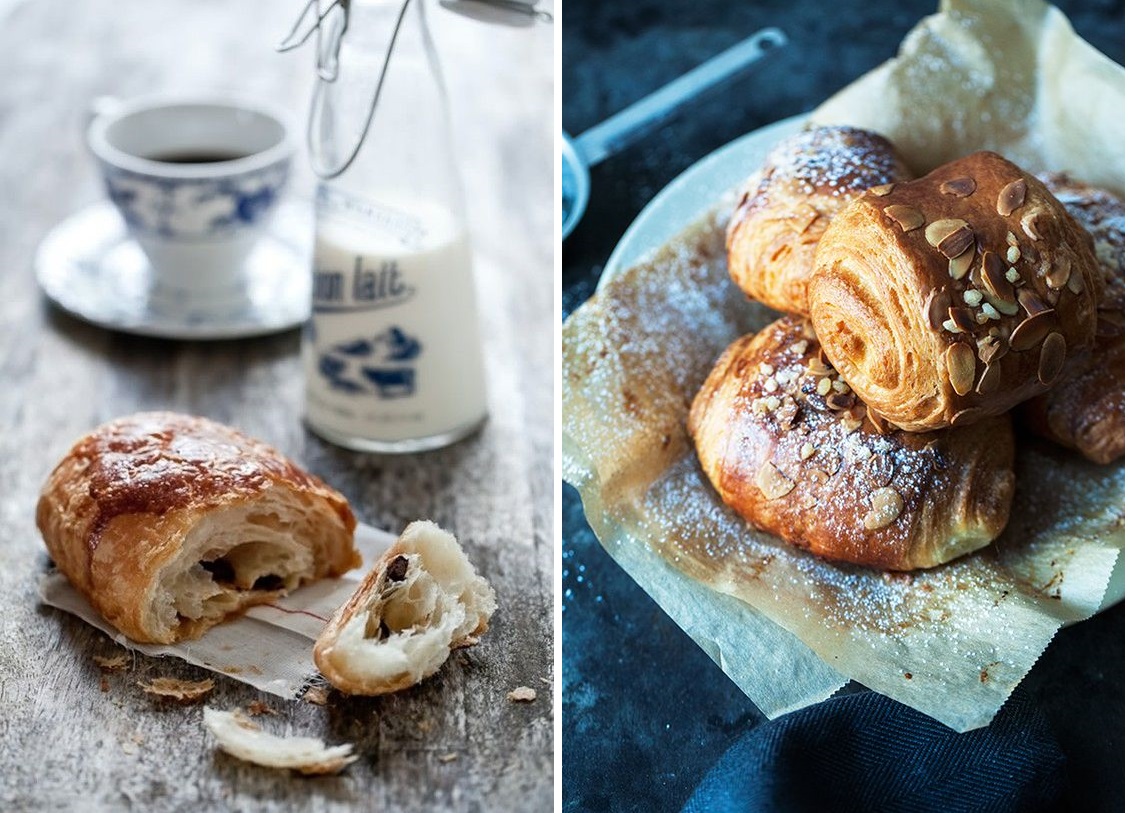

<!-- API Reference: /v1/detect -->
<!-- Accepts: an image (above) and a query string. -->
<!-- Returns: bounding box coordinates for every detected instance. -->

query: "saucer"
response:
[35,201,312,340]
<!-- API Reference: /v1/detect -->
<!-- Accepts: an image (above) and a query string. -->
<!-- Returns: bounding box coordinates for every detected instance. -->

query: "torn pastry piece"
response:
[726,125,912,315]
[36,412,360,644]
[139,677,215,704]
[1020,174,1124,464]
[809,151,1103,432]
[314,520,496,695]
[688,316,1016,570]
[203,707,356,775]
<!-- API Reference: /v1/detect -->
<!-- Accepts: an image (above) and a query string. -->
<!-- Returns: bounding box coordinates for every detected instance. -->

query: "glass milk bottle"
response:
[299,0,488,453]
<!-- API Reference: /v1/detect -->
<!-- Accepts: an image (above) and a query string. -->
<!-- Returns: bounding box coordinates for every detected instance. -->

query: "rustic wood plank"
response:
[0,1,553,809]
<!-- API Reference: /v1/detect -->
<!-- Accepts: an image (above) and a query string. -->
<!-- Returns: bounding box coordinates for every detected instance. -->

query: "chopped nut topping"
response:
[883,204,924,232]
[764,395,781,410]
[976,362,1001,394]
[975,312,990,325]
[963,289,984,306]
[981,302,1001,320]
[940,177,977,197]
[831,379,850,394]
[756,461,795,500]
[925,218,969,248]
[1009,310,1056,351]
[1006,231,1019,246]
[863,487,904,531]
[997,179,1026,216]
[789,340,809,355]
[1005,245,1020,264]
[942,318,960,333]
[759,362,774,375]
[949,248,975,279]
[1038,332,1066,384]
[945,343,976,396]
[870,183,895,197]
[816,377,833,396]
[1005,267,1021,284]
[826,391,856,411]
[764,378,779,393]
[806,357,833,377]
[800,442,816,460]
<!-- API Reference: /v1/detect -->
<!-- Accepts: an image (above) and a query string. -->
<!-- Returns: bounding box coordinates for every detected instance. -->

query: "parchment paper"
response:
[562,0,1125,732]
[39,523,394,699]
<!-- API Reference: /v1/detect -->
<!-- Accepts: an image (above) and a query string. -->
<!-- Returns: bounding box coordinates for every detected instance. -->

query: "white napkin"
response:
[38,523,394,698]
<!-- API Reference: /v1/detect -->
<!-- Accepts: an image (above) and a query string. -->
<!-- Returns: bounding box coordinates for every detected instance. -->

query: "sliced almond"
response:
[1067,267,1085,295]
[948,306,977,333]
[870,183,895,197]
[756,461,795,500]
[924,289,951,330]
[884,204,924,232]
[975,361,1001,394]
[977,336,1008,364]
[948,247,975,279]
[951,407,985,427]
[1038,332,1066,385]
[863,487,904,531]
[945,343,976,396]
[1020,210,1043,240]
[940,177,976,197]
[1017,288,1050,317]
[980,252,1014,303]
[997,179,1026,216]
[1009,310,1056,351]
[925,218,969,248]
[937,225,976,259]
[1045,255,1071,290]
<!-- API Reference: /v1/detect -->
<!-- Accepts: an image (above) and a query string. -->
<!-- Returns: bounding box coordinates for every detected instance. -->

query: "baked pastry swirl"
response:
[688,316,1016,570]
[726,125,911,314]
[808,151,1103,432]
[1020,174,1124,464]
[36,412,360,644]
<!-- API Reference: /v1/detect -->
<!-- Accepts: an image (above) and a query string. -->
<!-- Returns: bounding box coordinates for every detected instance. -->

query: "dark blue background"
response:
[562,2,1125,810]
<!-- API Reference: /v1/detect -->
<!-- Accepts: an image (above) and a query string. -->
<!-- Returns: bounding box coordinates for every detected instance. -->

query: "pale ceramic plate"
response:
[595,114,1124,613]
[36,201,312,340]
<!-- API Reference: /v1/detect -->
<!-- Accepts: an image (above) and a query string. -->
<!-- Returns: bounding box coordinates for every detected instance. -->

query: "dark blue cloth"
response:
[682,690,1066,813]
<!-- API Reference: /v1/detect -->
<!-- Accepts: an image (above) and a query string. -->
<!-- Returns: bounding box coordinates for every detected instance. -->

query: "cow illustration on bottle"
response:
[318,326,422,398]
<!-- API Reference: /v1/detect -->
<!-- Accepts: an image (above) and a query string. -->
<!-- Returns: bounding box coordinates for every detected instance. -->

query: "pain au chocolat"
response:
[1020,173,1125,464]
[688,316,1015,570]
[726,125,911,315]
[36,412,360,644]
[808,151,1103,432]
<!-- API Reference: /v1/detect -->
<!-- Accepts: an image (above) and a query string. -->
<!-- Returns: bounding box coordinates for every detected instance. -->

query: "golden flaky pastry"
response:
[727,125,911,314]
[689,316,1015,570]
[809,151,1103,432]
[314,521,496,695]
[1020,174,1124,464]
[36,412,359,644]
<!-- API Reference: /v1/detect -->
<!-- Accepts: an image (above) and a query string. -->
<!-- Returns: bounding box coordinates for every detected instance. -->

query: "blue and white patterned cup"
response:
[87,96,295,305]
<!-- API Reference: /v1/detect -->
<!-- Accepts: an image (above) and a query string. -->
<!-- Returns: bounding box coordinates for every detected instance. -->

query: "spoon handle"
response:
[574,27,786,166]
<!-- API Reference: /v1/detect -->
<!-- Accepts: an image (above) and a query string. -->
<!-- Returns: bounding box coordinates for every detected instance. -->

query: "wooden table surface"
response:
[0,1,553,810]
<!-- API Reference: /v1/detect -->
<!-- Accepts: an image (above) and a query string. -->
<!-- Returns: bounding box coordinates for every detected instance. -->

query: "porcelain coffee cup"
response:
[86,95,295,305]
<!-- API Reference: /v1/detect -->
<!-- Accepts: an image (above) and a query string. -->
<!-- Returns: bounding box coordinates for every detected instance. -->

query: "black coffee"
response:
[146,150,249,164]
